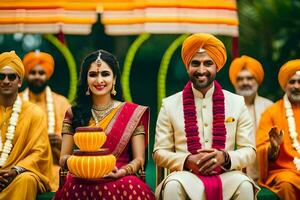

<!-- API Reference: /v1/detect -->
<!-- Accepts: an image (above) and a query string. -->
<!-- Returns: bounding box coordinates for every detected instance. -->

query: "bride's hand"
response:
[104,167,126,179]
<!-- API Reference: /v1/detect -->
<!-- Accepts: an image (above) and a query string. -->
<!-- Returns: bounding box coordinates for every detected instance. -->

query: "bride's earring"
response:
[111,84,117,96]
[86,87,90,95]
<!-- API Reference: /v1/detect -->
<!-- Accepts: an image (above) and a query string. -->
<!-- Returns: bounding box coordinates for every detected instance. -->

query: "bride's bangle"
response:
[60,155,71,169]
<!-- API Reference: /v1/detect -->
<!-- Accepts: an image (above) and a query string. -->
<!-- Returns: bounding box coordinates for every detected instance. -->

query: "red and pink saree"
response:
[54,102,155,200]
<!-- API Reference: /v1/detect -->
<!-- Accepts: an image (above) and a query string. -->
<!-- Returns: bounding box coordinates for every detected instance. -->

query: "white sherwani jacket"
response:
[153,84,257,199]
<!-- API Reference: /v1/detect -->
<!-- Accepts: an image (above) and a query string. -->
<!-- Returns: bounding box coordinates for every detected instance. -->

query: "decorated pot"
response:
[67,149,116,179]
[73,127,106,151]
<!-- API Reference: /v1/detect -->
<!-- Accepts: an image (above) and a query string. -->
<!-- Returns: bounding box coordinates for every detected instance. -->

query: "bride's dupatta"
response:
[93,102,150,167]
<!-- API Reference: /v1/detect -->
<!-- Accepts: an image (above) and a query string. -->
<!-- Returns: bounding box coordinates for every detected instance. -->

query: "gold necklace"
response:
[92,100,114,111]
[91,101,116,125]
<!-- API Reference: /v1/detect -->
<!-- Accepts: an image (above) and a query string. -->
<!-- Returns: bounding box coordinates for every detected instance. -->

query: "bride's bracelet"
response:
[60,155,71,170]
[120,158,144,175]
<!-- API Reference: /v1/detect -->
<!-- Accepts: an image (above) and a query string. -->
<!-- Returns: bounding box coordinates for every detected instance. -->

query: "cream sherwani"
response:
[246,95,273,181]
[153,84,259,200]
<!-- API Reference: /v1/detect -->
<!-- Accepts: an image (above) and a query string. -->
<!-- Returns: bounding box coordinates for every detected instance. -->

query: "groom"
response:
[153,33,258,200]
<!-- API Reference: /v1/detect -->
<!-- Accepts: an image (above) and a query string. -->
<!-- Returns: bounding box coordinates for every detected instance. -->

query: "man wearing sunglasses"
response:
[21,50,70,191]
[0,51,52,199]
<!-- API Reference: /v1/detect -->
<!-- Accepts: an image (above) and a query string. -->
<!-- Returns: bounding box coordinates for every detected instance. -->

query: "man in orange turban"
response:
[21,50,70,191]
[229,55,273,181]
[23,50,54,79]
[256,59,300,199]
[181,33,227,72]
[0,51,52,200]
[154,33,258,200]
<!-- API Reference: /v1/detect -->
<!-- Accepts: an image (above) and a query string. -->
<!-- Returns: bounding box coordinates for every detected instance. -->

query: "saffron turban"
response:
[229,55,264,86]
[0,51,25,79]
[23,51,55,79]
[181,33,227,71]
[278,59,300,90]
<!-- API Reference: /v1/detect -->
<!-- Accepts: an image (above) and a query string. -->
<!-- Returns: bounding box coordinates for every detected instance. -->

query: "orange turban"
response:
[181,33,227,71]
[0,51,25,79]
[229,55,264,86]
[23,51,54,79]
[278,59,300,90]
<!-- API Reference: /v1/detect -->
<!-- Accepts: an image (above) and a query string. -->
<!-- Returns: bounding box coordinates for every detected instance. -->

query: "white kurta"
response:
[246,95,273,181]
[248,95,273,130]
[153,84,259,200]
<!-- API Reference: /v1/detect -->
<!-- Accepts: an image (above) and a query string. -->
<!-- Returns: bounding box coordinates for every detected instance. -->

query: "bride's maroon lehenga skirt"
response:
[54,174,156,200]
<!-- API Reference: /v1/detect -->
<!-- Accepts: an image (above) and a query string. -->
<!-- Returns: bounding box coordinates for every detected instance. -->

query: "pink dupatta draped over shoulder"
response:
[102,102,150,168]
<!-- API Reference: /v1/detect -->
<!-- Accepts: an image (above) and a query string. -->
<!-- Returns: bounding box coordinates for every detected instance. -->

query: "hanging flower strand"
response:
[283,94,300,170]
[46,87,55,133]
[23,86,55,134]
[0,95,22,166]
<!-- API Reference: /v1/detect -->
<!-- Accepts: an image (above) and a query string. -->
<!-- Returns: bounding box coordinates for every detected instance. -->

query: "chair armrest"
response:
[156,165,162,186]
[138,168,146,182]
[59,168,68,189]
[156,165,170,186]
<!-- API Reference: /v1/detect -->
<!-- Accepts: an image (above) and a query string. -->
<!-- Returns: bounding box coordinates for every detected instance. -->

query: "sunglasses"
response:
[0,73,18,81]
